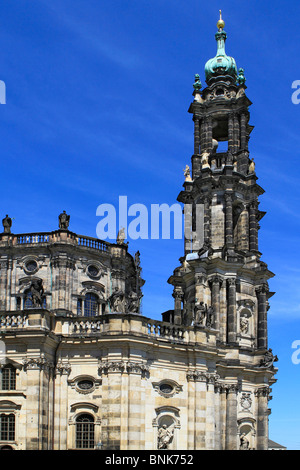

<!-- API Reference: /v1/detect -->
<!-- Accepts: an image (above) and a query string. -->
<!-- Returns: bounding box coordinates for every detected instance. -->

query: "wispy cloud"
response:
[40,1,143,71]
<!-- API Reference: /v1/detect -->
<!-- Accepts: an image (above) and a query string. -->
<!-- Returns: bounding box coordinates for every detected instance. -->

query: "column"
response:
[207,117,213,153]
[255,387,269,450]
[225,384,238,450]
[186,370,196,449]
[227,278,237,344]
[194,372,207,449]
[219,279,227,343]
[203,196,211,245]
[126,363,147,450]
[54,361,71,450]
[240,113,247,149]
[184,199,193,255]
[256,284,269,349]
[210,275,222,331]
[249,201,259,252]
[206,375,216,449]
[100,360,125,450]
[193,116,200,155]
[173,287,183,325]
[233,114,240,152]
[224,193,234,248]
[228,113,234,151]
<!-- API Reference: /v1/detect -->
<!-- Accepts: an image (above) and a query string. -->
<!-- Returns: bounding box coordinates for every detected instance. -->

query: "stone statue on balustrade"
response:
[58,210,70,230]
[2,214,12,233]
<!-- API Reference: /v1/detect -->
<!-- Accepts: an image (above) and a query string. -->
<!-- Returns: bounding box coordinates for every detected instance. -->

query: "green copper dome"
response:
[204,13,237,84]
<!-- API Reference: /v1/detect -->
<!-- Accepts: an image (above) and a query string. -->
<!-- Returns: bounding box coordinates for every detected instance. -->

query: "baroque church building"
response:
[0,14,278,451]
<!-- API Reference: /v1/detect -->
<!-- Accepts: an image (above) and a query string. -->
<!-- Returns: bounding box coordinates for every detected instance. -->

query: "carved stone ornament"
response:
[55,360,72,376]
[23,355,54,372]
[240,392,252,411]
[186,370,220,384]
[254,387,270,399]
[98,360,149,376]
[258,349,278,369]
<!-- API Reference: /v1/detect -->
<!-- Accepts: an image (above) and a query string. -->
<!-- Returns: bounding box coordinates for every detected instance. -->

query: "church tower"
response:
[168,12,277,449]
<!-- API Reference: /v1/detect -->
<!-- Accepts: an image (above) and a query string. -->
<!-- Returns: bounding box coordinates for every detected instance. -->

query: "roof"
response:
[268,439,287,450]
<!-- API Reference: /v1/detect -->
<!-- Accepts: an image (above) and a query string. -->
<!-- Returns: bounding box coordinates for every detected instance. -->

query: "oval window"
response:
[77,379,94,391]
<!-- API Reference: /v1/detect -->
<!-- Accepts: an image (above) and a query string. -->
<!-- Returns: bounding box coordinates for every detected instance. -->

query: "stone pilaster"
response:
[255,387,270,450]
[256,284,269,349]
[53,361,71,450]
[209,275,223,331]
[224,193,234,248]
[249,201,259,252]
[227,278,237,344]
[172,287,184,325]
[225,384,239,450]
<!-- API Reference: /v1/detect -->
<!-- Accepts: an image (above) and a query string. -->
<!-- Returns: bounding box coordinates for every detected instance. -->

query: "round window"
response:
[87,265,99,278]
[25,260,38,273]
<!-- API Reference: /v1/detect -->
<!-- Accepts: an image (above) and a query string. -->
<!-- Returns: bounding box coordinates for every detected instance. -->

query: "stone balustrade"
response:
[0,230,110,253]
[0,311,216,347]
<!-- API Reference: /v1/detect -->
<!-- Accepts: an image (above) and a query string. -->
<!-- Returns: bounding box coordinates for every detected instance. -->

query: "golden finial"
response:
[217,9,225,30]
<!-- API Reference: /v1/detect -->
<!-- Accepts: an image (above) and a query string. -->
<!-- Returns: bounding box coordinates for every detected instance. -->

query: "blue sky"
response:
[0,0,299,450]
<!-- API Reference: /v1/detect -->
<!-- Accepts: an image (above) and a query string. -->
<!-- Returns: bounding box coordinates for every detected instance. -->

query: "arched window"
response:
[84,294,99,317]
[0,414,15,441]
[2,366,16,391]
[75,413,95,449]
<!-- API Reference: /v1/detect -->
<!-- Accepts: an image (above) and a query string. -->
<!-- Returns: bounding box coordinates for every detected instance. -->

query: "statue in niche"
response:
[157,424,174,450]
[194,301,207,326]
[2,214,12,233]
[206,305,214,328]
[127,291,140,313]
[239,433,249,450]
[108,287,126,313]
[240,316,249,334]
[259,349,278,369]
[58,210,70,230]
[29,279,44,307]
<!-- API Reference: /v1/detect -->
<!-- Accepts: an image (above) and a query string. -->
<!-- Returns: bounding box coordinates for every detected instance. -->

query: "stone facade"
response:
[0,17,277,451]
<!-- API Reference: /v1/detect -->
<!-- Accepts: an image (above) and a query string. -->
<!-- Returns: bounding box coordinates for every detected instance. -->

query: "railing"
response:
[70,317,105,334]
[0,313,28,329]
[17,233,51,244]
[13,232,109,253]
[77,235,109,252]
[147,319,188,342]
